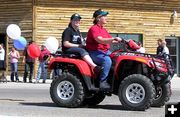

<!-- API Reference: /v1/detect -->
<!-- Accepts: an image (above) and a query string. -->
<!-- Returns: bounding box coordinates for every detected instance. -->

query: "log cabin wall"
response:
[0,0,32,75]
[34,0,180,54]
[1,0,179,76]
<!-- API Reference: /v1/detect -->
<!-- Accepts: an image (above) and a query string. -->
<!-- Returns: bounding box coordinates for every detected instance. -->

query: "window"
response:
[110,33,143,51]
[110,33,143,43]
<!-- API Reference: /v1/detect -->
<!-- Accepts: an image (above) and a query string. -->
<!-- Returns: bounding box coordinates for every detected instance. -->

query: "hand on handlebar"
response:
[113,37,122,43]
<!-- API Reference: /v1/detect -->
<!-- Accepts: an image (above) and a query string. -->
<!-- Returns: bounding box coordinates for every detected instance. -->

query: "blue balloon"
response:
[13,36,27,50]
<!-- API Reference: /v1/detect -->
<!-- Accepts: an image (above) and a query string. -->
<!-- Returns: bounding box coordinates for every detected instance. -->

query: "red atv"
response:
[48,39,174,111]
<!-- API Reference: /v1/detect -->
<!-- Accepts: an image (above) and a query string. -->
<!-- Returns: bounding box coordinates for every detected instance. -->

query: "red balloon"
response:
[27,44,41,58]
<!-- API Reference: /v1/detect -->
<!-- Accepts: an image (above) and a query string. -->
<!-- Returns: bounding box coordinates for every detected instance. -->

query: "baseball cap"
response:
[93,9,109,18]
[71,13,82,21]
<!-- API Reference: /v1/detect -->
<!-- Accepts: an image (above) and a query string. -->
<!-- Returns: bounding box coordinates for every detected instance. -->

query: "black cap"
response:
[71,13,82,21]
[93,9,109,18]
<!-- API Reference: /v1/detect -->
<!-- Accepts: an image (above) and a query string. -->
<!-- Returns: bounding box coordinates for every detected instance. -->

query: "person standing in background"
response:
[22,41,35,83]
[136,42,145,53]
[156,39,163,55]
[35,45,50,83]
[161,40,169,55]
[0,44,5,77]
[9,47,20,82]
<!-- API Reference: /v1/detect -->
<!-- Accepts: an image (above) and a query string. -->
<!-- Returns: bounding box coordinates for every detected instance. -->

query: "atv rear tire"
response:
[50,73,84,107]
[82,92,106,106]
[151,83,171,107]
[118,74,155,111]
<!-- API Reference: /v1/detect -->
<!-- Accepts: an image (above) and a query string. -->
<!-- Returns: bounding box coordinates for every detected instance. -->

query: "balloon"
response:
[6,24,21,39]
[13,36,27,50]
[27,43,41,58]
[45,36,59,53]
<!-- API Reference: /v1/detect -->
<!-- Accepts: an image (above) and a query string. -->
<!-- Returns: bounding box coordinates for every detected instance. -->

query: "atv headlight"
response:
[154,62,163,68]
[155,61,167,72]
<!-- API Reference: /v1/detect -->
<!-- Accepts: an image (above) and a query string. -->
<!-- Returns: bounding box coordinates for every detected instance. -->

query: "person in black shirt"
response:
[22,41,35,83]
[156,39,163,55]
[62,13,102,74]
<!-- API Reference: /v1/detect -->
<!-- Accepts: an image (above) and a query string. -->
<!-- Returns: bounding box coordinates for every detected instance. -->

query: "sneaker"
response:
[42,80,46,83]
[16,79,19,82]
[34,80,39,84]
[93,66,104,75]
[100,80,110,90]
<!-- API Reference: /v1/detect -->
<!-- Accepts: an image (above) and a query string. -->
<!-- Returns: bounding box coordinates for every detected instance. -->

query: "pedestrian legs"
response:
[36,62,43,83]
[23,63,29,82]
[42,61,48,83]
[29,63,34,83]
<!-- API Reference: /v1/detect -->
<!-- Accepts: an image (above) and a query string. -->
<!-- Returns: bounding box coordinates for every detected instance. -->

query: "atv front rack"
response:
[117,51,175,78]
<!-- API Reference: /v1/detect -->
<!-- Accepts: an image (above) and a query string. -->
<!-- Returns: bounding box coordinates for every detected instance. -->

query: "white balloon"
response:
[6,24,21,39]
[45,36,59,53]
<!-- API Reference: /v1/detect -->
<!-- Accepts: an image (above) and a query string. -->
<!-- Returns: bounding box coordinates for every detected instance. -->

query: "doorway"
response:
[165,36,178,73]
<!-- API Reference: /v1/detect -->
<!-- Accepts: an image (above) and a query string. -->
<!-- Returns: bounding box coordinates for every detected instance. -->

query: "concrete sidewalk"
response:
[4,75,52,84]
[170,74,180,89]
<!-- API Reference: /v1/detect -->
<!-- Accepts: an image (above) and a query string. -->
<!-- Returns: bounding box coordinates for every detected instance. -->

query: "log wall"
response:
[0,0,32,75]
[1,0,180,76]
[34,0,180,53]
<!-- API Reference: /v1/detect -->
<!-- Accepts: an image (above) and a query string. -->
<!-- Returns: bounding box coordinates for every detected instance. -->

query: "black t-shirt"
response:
[62,25,82,51]
[23,47,35,63]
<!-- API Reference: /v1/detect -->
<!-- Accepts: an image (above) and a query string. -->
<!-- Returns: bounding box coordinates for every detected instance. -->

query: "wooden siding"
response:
[0,0,179,77]
[34,0,180,54]
[0,0,32,75]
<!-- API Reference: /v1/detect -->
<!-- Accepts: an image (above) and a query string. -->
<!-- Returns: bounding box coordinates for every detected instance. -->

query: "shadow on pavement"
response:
[20,102,57,107]
[85,104,139,111]
[20,102,145,111]
[0,98,25,102]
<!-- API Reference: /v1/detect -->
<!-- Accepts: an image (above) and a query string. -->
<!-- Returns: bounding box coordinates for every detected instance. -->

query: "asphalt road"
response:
[0,77,180,117]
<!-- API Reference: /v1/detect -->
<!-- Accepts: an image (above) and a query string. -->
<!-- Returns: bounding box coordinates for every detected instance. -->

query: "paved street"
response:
[0,75,180,117]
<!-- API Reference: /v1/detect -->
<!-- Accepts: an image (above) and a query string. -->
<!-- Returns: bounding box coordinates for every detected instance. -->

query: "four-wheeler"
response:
[48,39,174,111]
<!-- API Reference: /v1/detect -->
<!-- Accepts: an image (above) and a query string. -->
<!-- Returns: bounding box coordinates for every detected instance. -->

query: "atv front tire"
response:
[118,74,155,111]
[50,73,84,107]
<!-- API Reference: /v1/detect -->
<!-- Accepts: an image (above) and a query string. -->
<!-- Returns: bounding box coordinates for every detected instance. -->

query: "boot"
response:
[100,80,110,90]
[93,66,104,75]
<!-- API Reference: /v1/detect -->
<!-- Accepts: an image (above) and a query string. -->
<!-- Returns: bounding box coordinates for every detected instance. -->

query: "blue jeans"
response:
[10,62,19,81]
[89,50,112,82]
[36,61,48,81]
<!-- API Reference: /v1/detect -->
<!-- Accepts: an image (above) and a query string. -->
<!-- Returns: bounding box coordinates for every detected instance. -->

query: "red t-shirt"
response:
[86,24,112,52]
[39,48,50,62]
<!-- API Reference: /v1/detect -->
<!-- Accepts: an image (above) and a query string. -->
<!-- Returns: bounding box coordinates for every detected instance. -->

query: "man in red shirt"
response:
[35,45,50,83]
[86,9,122,90]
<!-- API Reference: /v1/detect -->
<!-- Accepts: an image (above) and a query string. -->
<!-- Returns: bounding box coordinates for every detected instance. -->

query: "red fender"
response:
[113,55,151,79]
[48,57,92,77]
